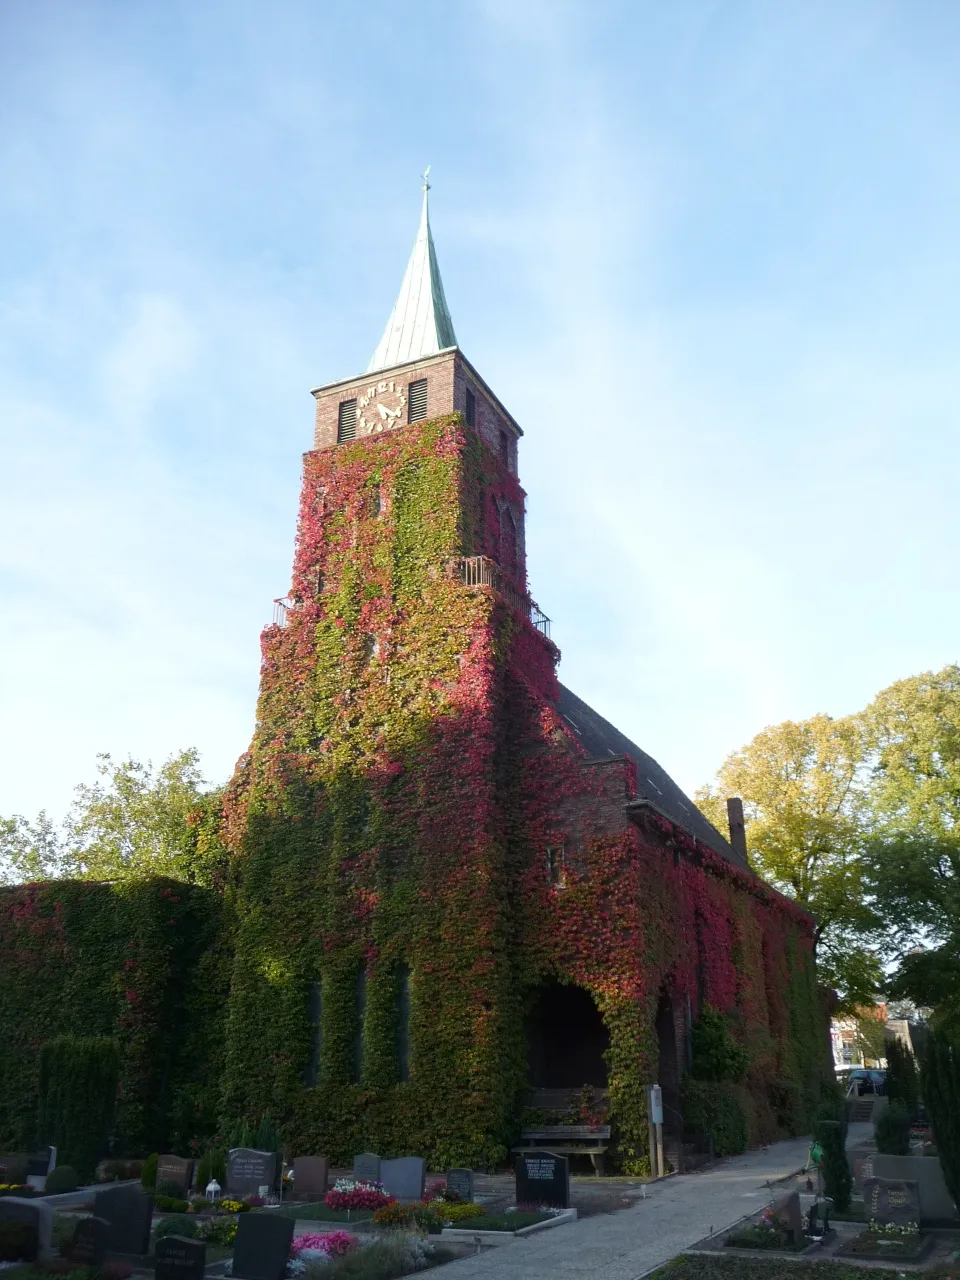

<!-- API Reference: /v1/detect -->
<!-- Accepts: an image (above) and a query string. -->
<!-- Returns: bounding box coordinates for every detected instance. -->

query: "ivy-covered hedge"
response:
[0,878,229,1153]
[682,1080,749,1156]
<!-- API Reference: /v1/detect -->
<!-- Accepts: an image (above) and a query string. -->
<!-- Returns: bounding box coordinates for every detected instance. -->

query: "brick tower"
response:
[220,183,828,1172]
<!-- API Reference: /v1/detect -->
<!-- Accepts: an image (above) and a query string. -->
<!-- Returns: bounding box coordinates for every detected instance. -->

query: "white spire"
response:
[367,170,457,374]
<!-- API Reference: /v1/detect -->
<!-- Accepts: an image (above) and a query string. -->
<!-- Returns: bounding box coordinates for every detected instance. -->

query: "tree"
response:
[0,750,227,886]
[696,714,883,1012]
[861,667,960,1033]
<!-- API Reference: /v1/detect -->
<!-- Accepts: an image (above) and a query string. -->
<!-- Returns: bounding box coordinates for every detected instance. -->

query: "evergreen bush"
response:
[875,1099,911,1155]
[44,1165,79,1194]
[38,1035,120,1183]
[885,1037,920,1115]
[690,1005,749,1082]
[156,1179,184,1199]
[196,1147,226,1188]
[682,1080,748,1156]
[253,1113,279,1153]
[921,1030,960,1211]
[227,1120,255,1150]
[153,1215,197,1241]
[141,1153,159,1189]
[814,1118,851,1211]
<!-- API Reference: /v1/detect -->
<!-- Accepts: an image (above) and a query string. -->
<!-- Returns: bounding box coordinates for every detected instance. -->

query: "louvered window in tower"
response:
[408,379,428,422]
[338,399,357,442]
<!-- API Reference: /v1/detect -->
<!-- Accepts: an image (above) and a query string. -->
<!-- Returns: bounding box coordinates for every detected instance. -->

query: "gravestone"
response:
[863,1177,921,1225]
[515,1149,569,1209]
[380,1156,426,1204]
[69,1217,108,1266]
[226,1149,279,1198]
[157,1155,195,1196]
[0,1196,53,1260]
[445,1168,474,1203]
[292,1156,329,1201]
[771,1190,803,1245]
[94,1184,154,1255]
[352,1152,381,1183]
[232,1211,294,1280]
[155,1234,207,1280]
[25,1146,56,1191]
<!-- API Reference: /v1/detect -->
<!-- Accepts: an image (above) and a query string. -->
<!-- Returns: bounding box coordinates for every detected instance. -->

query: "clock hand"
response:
[377,403,389,419]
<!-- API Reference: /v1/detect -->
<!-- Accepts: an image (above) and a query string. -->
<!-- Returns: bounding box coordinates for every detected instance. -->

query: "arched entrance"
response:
[525,982,610,1089]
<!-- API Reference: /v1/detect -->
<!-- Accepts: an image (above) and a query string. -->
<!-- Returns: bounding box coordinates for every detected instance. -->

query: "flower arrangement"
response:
[372,1202,441,1231]
[324,1179,394,1211]
[291,1232,356,1258]
[197,1218,238,1247]
[219,1200,250,1214]
[867,1219,920,1236]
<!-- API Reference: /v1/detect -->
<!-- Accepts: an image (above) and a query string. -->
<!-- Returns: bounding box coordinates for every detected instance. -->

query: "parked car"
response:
[841,1067,886,1095]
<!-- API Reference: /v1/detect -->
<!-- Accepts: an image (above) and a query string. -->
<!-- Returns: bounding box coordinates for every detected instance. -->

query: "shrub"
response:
[101,1161,128,1182]
[155,1196,190,1213]
[432,1201,485,1223]
[253,1113,279,1153]
[683,1080,748,1156]
[196,1148,226,1190]
[45,1165,80,1194]
[0,1219,38,1262]
[156,1180,185,1200]
[219,1199,250,1213]
[372,1202,441,1231]
[197,1217,237,1247]
[921,1029,960,1212]
[154,1215,198,1242]
[317,1233,436,1278]
[690,1005,748,1083]
[875,1100,911,1156]
[38,1036,120,1183]
[141,1154,158,1189]
[886,1037,920,1115]
[815,1118,852,1212]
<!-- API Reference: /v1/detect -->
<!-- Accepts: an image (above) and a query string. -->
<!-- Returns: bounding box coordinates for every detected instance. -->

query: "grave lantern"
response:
[205,1179,221,1202]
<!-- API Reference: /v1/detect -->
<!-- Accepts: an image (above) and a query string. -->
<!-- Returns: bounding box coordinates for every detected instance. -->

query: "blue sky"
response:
[2,0,959,819]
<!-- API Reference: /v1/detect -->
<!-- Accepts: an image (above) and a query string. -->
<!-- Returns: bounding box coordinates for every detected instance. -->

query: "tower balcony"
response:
[459,555,551,639]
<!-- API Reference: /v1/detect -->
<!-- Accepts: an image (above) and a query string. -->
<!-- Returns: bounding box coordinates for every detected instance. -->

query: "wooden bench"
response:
[514,1125,612,1176]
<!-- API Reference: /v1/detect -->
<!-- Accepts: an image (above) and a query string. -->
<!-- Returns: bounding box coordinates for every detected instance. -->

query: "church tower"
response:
[220,184,827,1173]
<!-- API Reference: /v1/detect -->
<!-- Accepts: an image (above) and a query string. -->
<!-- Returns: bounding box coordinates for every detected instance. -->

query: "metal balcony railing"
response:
[272,597,294,628]
[459,556,551,639]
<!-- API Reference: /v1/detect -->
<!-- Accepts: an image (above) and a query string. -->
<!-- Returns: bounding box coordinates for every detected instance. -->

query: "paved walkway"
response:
[436,1125,872,1280]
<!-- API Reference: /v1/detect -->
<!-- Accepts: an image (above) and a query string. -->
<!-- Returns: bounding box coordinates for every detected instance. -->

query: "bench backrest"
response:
[521,1125,611,1139]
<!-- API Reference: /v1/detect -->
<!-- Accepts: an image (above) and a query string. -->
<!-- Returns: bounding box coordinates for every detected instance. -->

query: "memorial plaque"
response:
[0,1197,52,1261]
[515,1149,569,1209]
[157,1155,195,1195]
[771,1190,803,1244]
[352,1152,381,1183]
[380,1156,425,1204]
[70,1217,108,1266]
[445,1168,474,1203]
[232,1212,294,1280]
[863,1177,921,1225]
[226,1149,279,1198]
[155,1235,207,1280]
[94,1184,154,1255]
[291,1156,329,1201]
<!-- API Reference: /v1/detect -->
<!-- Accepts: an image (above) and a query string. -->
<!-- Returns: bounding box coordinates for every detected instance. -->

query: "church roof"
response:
[555,684,747,869]
[368,179,457,374]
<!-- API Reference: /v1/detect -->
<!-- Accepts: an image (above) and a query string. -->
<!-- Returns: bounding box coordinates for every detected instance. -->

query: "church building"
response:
[217,183,830,1172]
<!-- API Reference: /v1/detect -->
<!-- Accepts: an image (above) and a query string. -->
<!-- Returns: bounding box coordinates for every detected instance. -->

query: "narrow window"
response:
[499,429,510,465]
[304,980,322,1086]
[314,569,324,596]
[362,634,379,662]
[465,388,476,427]
[408,379,428,422]
[354,968,367,1083]
[546,845,565,887]
[396,964,411,1083]
[338,399,357,442]
[502,508,518,580]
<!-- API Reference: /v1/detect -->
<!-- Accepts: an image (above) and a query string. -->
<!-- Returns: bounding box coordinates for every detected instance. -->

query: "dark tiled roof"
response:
[555,684,748,869]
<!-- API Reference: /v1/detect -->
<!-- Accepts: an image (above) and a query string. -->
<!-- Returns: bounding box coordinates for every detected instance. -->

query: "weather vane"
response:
[421,165,431,193]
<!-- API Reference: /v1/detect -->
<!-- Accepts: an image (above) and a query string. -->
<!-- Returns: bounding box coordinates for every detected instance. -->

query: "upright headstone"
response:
[292,1156,329,1201]
[156,1156,195,1196]
[155,1235,207,1280]
[445,1169,474,1203]
[94,1184,154,1255]
[69,1217,108,1267]
[226,1149,279,1198]
[380,1157,426,1204]
[515,1150,569,1209]
[352,1152,381,1184]
[0,1197,53,1261]
[25,1146,56,1192]
[771,1191,804,1245]
[232,1212,294,1280]
[863,1177,921,1225]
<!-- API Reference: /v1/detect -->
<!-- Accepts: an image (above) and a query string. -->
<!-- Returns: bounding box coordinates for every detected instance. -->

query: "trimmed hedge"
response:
[875,1099,910,1155]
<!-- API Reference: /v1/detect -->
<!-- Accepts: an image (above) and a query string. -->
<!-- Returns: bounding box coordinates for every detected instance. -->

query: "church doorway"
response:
[525,982,610,1089]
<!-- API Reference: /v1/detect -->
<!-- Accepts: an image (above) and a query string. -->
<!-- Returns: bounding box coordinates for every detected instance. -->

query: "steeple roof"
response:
[367,175,457,374]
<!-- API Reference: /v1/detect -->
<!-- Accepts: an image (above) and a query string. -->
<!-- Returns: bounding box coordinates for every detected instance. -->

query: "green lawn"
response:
[274,1201,375,1223]
[446,1210,555,1232]
[654,1254,946,1280]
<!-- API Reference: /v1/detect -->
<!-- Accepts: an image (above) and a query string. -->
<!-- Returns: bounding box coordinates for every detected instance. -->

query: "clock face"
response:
[357,379,407,435]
